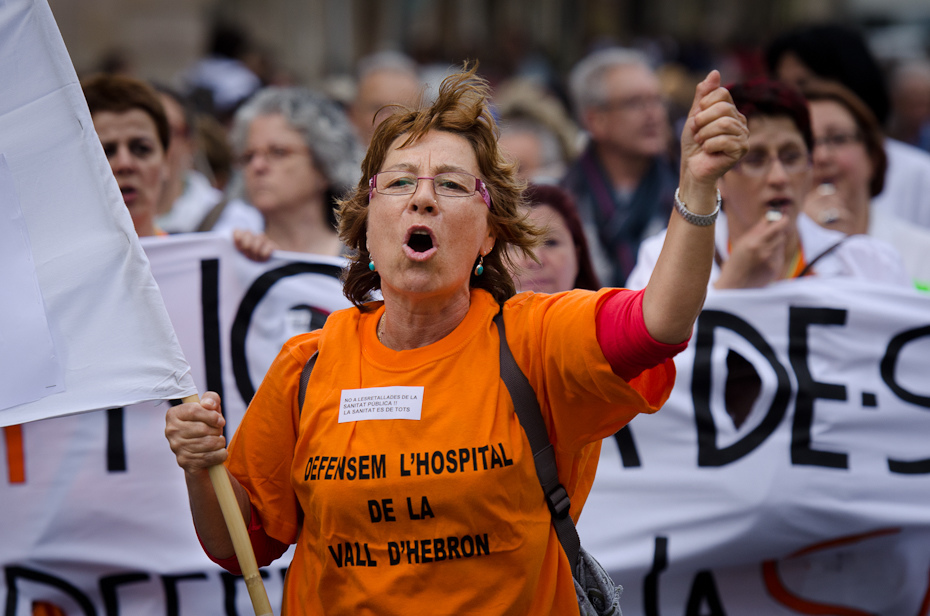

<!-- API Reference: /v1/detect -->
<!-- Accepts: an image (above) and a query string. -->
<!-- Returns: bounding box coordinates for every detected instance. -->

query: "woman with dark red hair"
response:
[511,183,601,293]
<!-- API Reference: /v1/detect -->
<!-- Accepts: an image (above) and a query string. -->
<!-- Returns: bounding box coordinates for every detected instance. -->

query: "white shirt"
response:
[626,211,911,291]
[210,197,264,235]
[871,138,930,229]
[156,170,223,234]
[868,207,930,288]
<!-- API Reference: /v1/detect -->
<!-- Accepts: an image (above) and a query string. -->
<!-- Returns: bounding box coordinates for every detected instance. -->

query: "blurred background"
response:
[50,0,930,91]
[50,0,930,250]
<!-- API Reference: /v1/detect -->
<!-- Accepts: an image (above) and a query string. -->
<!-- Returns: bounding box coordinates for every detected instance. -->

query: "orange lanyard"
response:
[724,243,809,279]
[785,246,809,279]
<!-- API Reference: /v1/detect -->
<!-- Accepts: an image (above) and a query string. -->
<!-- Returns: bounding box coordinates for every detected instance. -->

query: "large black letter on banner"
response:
[613,426,641,467]
[5,566,95,615]
[106,407,126,472]
[881,325,930,409]
[788,307,848,469]
[693,311,792,466]
[221,569,272,615]
[100,572,149,614]
[230,262,343,404]
[161,573,207,616]
[643,536,668,616]
[882,325,930,474]
[201,259,225,401]
[685,571,725,616]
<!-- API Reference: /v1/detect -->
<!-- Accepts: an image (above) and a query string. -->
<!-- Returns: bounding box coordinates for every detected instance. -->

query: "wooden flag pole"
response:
[183,395,274,616]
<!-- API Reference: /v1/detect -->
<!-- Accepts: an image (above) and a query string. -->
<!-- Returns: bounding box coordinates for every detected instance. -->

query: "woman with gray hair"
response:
[229,86,364,258]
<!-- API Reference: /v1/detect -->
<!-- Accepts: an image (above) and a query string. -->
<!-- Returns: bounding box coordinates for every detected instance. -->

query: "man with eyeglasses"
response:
[562,47,677,288]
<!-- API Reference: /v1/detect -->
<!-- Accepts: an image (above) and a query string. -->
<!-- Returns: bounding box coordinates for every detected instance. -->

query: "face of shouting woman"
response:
[366,130,495,307]
[93,109,167,237]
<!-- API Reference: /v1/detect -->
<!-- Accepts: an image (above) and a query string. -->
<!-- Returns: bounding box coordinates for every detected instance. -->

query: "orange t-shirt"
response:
[226,288,675,615]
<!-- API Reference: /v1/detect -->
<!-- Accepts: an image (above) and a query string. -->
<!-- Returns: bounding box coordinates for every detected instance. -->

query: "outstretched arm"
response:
[642,71,748,343]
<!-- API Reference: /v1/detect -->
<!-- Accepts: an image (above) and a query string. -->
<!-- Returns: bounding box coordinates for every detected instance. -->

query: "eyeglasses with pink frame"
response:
[368,171,492,209]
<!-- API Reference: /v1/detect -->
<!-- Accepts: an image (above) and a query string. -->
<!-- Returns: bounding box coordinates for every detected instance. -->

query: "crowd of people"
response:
[13,15,930,616]
[77,21,930,291]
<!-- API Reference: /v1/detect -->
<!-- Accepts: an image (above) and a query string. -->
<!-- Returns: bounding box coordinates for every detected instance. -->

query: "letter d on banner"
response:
[692,311,792,466]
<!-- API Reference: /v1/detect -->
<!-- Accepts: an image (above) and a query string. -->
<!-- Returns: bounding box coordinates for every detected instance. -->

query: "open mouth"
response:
[766,198,791,210]
[120,186,138,204]
[407,231,434,253]
[403,227,438,262]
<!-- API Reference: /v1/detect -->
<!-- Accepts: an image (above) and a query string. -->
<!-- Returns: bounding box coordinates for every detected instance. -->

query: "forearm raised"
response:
[643,181,717,343]
[640,71,747,344]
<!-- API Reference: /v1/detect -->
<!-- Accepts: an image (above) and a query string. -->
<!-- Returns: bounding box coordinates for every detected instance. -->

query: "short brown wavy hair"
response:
[82,74,170,153]
[337,63,541,308]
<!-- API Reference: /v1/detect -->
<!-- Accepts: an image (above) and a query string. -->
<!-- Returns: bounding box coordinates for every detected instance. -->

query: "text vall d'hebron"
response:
[309,387,514,568]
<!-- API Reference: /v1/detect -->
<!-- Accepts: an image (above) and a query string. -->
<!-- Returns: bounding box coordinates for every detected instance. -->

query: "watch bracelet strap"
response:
[674,187,720,226]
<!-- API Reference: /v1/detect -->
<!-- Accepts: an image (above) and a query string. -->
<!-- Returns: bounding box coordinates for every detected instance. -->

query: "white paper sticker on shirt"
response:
[338,387,424,423]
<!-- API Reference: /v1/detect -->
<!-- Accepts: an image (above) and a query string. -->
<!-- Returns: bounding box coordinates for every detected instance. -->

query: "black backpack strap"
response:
[297,351,319,415]
[493,310,581,572]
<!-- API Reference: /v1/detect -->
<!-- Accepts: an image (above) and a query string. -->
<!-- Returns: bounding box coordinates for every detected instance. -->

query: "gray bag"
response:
[574,547,622,615]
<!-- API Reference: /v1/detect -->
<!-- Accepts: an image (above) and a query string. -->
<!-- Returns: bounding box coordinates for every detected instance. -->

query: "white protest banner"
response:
[0,0,196,426]
[578,278,930,616]
[1,235,351,614]
[141,233,351,426]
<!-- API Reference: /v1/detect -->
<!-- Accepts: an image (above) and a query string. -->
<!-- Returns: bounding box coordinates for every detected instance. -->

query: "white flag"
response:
[0,0,196,425]
[1,237,350,615]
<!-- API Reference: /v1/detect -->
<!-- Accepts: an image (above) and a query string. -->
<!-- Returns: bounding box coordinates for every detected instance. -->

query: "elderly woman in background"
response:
[802,82,930,290]
[510,183,601,293]
[166,65,747,613]
[628,79,910,292]
[228,86,363,258]
[82,74,171,238]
